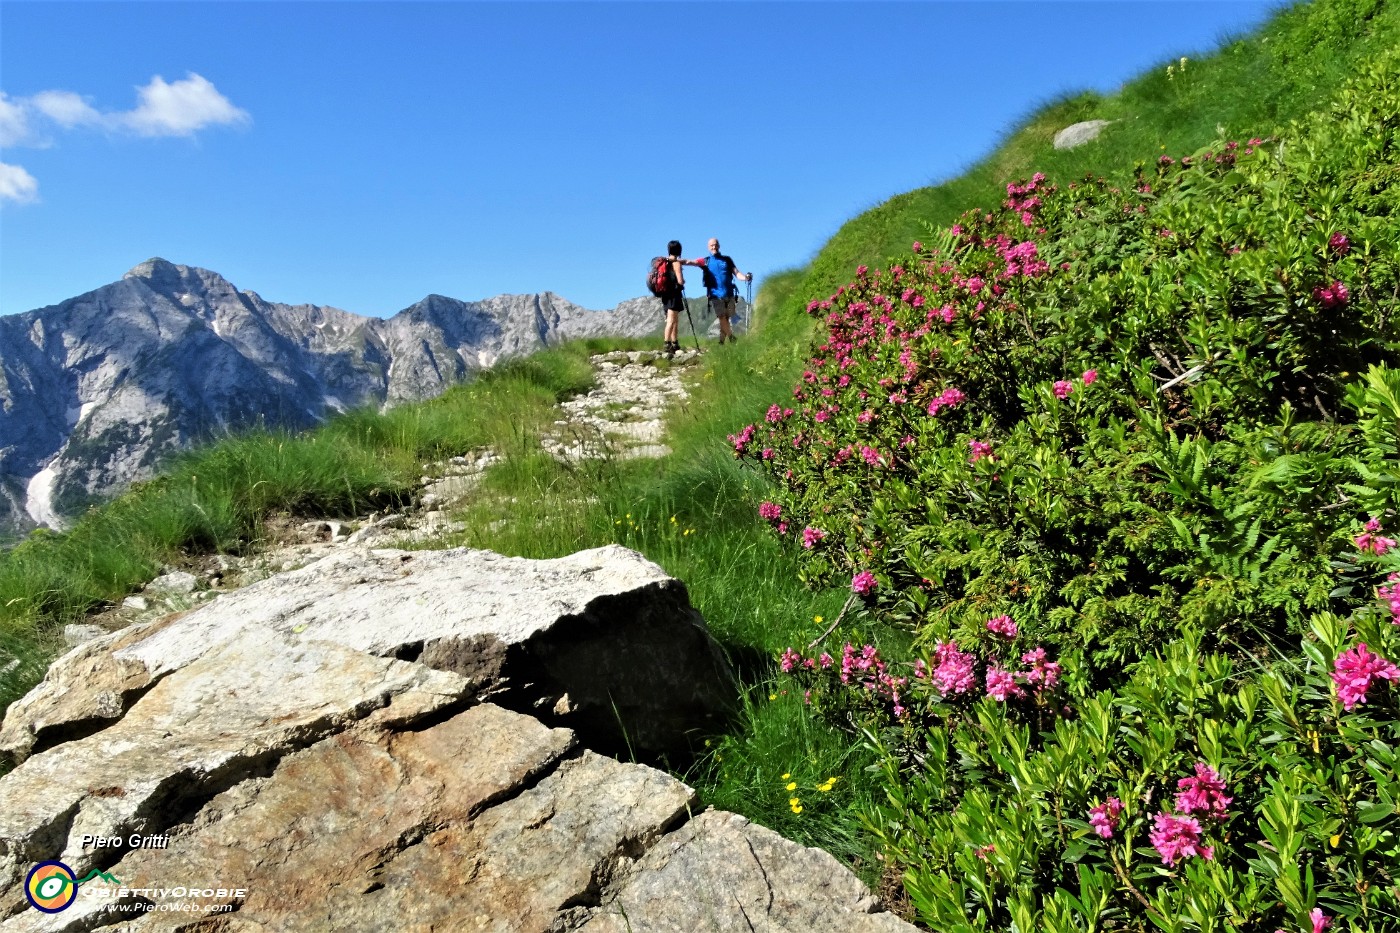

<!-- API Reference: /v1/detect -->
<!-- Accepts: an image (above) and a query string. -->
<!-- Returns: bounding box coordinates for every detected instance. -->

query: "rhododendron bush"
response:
[739,54,1400,668]
[746,52,1400,930]
[864,617,1399,932]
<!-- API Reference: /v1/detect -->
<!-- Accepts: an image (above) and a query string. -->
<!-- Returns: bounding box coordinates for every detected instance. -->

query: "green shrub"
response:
[737,50,1400,669]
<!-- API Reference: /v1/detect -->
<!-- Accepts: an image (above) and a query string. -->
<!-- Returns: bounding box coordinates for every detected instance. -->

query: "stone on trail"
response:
[0,545,733,764]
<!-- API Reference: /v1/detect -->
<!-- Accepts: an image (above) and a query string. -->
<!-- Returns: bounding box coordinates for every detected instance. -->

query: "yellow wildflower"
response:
[786,781,797,791]
[781,773,791,780]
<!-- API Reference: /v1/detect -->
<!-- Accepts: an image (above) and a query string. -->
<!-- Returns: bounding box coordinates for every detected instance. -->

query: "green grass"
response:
[3,0,1395,905]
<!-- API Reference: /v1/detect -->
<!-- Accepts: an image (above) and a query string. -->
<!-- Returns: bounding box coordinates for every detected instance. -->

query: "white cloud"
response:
[0,75,248,200]
[119,73,250,137]
[30,90,103,129]
[0,73,249,144]
[0,92,31,147]
[0,162,40,204]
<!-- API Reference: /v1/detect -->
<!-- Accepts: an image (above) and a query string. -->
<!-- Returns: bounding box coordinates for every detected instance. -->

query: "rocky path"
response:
[542,348,701,462]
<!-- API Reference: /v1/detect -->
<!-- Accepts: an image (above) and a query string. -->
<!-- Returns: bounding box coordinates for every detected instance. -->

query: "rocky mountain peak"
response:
[123,256,183,282]
[122,258,236,304]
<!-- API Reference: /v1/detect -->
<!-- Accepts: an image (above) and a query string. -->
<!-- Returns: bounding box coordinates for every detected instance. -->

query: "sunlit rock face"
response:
[0,259,661,536]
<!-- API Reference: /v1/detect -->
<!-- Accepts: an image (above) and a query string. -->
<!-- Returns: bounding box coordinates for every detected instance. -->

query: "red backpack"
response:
[645,257,675,296]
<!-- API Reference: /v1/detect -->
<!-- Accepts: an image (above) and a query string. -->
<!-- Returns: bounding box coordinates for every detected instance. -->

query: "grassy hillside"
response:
[791,0,1400,311]
[2,0,1398,927]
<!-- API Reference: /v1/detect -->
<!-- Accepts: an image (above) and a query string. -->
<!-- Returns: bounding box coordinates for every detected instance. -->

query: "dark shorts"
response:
[711,295,738,319]
[660,290,685,313]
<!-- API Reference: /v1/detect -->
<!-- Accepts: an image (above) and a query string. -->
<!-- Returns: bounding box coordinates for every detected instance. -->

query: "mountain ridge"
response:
[0,259,666,538]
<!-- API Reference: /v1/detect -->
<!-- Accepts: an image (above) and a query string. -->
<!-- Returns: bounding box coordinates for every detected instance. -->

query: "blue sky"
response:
[1,1,1279,319]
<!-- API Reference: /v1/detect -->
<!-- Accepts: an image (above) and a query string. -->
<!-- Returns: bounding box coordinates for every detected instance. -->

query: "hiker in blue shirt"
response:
[683,238,752,345]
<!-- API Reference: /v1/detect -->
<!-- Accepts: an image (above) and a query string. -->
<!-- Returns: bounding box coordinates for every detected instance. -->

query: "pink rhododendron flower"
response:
[974,844,995,860]
[931,641,977,695]
[1379,573,1400,625]
[861,446,882,466]
[1149,813,1213,866]
[1082,369,1098,385]
[1053,380,1074,399]
[1021,647,1062,692]
[927,386,967,417]
[1089,798,1122,838]
[1356,516,1397,554]
[1329,232,1350,255]
[1313,281,1350,308]
[912,240,923,252]
[1332,642,1400,710]
[1174,763,1232,819]
[985,666,1024,701]
[969,440,993,463]
[801,526,827,549]
[779,647,802,672]
[758,502,782,521]
[986,614,1018,638]
[851,571,877,596]
[1280,908,1332,933]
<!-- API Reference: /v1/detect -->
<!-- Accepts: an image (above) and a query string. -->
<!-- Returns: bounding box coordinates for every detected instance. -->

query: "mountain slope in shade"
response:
[0,259,666,538]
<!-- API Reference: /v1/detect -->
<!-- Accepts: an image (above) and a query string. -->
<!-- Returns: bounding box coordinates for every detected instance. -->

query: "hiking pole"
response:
[745,277,752,333]
[682,285,701,350]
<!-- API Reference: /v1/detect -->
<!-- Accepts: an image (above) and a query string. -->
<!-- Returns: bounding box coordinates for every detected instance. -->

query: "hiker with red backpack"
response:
[646,241,690,358]
[682,238,752,345]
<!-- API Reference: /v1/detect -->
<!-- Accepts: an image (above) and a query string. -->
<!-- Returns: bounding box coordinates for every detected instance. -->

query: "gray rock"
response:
[585,810,916,932]
[121,595,149,611]
[1053,119,1113,150]
[0,545,734,765]
[145,570,198,595]
[0,260,666,537]
[61,624,105,647]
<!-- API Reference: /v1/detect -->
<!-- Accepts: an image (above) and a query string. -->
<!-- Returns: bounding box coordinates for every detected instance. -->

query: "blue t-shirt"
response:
[700,254,739,299]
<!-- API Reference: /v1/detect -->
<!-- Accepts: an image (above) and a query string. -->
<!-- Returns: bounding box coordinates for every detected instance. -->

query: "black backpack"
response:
[646,257,675,296]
